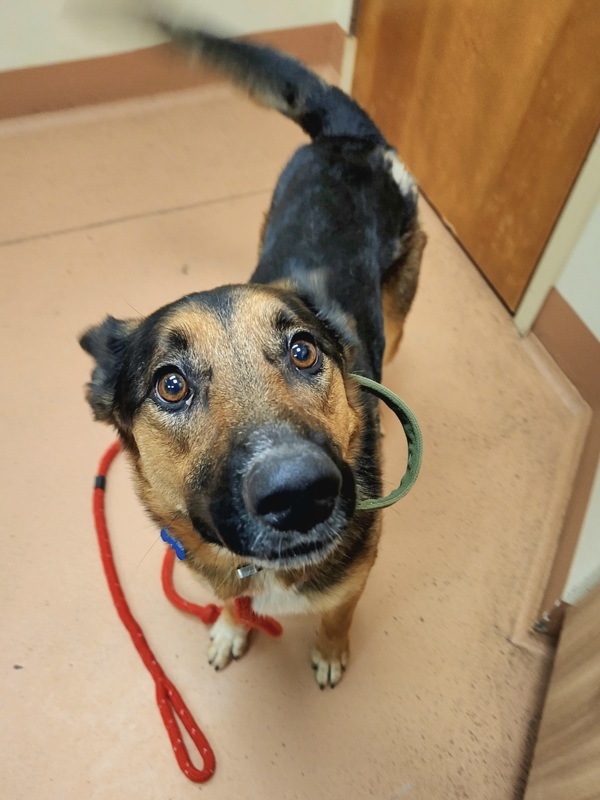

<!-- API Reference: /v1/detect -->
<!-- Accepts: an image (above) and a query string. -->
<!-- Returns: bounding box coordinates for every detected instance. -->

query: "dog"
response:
[80,22,426,689]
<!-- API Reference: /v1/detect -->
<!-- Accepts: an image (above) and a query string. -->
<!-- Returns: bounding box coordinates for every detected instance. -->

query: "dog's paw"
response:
[208,613,250,671]
[311,646,348,689]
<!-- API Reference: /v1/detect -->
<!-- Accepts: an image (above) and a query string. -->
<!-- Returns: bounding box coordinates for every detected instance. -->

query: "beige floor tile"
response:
[0,85,304,245]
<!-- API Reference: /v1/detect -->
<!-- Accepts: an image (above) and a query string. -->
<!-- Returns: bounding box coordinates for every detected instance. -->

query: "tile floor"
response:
[0,79,589,799]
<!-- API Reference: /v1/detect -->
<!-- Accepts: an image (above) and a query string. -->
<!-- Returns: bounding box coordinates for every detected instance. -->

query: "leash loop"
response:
[93,441,216,783]
[161,542,282,637]
[161,546,221,623]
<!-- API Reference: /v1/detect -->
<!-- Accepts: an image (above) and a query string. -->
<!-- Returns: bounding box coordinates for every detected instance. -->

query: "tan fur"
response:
[311,518,380,687]
[128,288,367,599]
[258,211,269,256]
[382,221,427,364]
[131,291,361,543]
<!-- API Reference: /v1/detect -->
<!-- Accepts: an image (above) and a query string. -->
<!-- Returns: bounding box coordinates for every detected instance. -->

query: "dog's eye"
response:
[156,371,190,404]
[290,335,320,371]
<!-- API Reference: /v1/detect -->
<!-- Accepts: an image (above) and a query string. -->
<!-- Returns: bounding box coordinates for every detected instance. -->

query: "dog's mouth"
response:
[193,510,349,571]
[191,425,356,570]
[237,497,352,570]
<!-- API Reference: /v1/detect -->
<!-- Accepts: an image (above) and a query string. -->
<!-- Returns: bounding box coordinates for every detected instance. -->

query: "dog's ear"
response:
[79,316,139,423]
[286,271,359,368]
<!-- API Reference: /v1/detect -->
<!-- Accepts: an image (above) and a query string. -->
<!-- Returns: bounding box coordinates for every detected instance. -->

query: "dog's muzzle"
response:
[200,423,355,566]
[243,441,342,533]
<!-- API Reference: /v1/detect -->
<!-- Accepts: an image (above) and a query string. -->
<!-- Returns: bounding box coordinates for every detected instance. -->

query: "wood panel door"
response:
[352,0,600,310]
[524,582,600,799]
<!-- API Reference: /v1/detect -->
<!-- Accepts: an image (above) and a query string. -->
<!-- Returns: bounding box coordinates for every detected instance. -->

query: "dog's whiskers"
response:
[136,511,183,571]
[136,534,162,571]
[124,300,143,317]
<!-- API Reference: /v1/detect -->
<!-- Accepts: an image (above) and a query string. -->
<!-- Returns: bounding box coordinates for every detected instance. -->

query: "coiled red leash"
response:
[161,548,283,637]
[91,373,421,780]
[92,441,283,783]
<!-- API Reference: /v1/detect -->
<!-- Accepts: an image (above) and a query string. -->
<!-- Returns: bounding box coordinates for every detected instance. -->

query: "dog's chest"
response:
[250,571,314,616]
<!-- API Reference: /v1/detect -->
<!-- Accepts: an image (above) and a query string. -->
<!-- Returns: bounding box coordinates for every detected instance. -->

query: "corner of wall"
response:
[514,135,600,336]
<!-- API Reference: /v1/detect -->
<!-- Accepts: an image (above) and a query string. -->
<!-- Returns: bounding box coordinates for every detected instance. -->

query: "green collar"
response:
[351,374,423,511]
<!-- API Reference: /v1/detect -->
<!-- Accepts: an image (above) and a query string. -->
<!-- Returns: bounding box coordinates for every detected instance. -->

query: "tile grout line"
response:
[0,187,271,249]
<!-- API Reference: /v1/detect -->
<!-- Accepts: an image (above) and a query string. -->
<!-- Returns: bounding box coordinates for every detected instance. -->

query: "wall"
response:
[555,191,600,605]
[0,0,353,72]
[555,200,600,340]
[514,135,600,335]
[563,466,600,604]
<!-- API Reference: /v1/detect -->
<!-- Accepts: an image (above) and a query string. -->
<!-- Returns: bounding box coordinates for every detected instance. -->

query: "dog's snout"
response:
[244,445,342,533]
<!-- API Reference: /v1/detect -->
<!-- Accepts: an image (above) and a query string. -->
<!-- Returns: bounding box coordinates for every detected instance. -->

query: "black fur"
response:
[252,140,414,380]
[161,27,385,142]
[159,24,418,382]
[79,316,135,422]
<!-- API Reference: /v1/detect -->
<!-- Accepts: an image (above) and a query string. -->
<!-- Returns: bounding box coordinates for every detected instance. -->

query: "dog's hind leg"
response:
[382,220,427,364]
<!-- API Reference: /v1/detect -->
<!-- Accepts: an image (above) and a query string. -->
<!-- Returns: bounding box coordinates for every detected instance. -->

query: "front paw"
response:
[311,645,348,689]
[208,612,250,671]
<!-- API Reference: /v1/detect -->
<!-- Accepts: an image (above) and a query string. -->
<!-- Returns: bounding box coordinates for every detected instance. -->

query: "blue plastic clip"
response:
[160,528,186,560]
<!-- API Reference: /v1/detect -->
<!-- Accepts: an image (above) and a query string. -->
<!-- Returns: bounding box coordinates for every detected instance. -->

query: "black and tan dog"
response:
[80,24,426,688]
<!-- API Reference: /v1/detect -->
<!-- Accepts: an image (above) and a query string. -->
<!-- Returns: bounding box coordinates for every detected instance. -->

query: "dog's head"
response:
[80,282,370,569]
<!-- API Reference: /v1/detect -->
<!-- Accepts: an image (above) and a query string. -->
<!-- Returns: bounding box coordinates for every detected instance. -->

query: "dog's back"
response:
[162,22,424,378]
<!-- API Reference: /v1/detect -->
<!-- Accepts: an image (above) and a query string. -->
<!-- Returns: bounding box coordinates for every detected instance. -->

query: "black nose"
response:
[244,445,342,533]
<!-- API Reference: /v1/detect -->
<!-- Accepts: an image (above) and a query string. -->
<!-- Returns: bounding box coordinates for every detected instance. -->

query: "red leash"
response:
[160,547,221,624]
[162,548,283,638]
[93,441,216,781]
[92,441,281,783]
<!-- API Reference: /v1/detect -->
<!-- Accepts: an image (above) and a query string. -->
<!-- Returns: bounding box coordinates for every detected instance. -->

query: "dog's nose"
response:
[244,445,342,533]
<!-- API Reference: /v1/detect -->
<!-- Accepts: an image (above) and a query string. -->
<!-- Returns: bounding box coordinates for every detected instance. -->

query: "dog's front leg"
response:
[208,603,250,671]
[311,591,363,689]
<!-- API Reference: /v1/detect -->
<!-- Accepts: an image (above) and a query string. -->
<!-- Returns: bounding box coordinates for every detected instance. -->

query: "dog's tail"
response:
[159,22,386,143]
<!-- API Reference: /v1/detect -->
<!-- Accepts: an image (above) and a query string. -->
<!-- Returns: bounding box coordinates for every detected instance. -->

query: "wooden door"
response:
[524,582,600,799]
[352,0,600,310]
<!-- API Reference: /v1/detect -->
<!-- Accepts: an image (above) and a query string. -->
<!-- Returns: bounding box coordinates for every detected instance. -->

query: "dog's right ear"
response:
[79,316,138,423]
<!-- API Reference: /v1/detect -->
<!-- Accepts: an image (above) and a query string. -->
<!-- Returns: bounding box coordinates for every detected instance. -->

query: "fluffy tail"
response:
[159,22,386,143]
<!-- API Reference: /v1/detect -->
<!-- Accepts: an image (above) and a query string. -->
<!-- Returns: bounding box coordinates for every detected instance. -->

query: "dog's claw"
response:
[311,647,348,689]
[207,614,250,671]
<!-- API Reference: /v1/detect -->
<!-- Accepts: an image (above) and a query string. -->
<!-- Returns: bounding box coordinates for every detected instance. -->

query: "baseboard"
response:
[0,23,345,120]
[532,288,600,633]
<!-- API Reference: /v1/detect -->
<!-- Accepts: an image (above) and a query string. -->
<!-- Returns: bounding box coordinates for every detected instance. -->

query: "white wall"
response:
[555,199,600,340]
[556,174,600,605]
[564,466,600,605]
[0,0,353,72]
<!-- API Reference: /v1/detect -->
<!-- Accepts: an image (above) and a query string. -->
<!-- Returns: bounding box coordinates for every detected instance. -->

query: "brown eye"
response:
[290,337,320,370]
[156,371,189,404]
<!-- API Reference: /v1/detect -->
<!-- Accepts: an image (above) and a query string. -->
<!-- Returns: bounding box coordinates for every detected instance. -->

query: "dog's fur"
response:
[80,23,426,688]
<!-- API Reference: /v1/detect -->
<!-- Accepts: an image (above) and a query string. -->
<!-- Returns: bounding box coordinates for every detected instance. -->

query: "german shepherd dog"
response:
[80,23,426,688]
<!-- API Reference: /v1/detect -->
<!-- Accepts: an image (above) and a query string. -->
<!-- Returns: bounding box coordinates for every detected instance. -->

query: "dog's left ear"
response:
[287,272,359,368]
[79,315,139,423]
